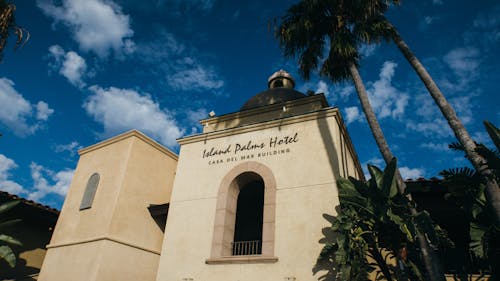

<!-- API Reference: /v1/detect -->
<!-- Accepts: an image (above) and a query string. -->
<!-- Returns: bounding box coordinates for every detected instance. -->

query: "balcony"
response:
[231,240,262,256]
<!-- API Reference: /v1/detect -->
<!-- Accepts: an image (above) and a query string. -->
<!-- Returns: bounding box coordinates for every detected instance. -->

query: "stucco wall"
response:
[38,131,177,281]
[156,108,361,281]
[38,239,161,281]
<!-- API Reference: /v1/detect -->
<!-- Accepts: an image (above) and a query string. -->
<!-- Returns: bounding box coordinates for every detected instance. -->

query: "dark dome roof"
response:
[240,87,306,111]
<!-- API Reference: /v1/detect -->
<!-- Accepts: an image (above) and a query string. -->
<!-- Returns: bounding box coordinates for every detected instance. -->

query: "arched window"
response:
[208,162,277,263]
[232,174,264,255]
[80,173,100,210]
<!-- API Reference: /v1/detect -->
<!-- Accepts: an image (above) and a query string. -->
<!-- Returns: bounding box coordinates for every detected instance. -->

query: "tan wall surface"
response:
[109,136,177,252]
[48,137,134,245]
[157,109,360,281]
[38,240,161,281]
[38,241,104,281]
[39,131,177,281]
[95,240,162,281]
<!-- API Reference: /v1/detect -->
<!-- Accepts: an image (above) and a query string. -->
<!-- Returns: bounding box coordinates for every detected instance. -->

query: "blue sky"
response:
[0,0,499,209]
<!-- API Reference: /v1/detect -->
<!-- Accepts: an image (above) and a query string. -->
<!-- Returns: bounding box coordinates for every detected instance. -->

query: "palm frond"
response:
[440,167,476,179]
[449,142,465,152]
[484,121,500,151]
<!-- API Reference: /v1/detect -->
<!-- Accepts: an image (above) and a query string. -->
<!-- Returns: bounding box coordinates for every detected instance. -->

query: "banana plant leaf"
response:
[0,234,22,246]
[0,245,16,267]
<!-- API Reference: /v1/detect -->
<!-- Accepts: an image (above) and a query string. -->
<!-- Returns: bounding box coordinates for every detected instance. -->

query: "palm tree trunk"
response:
[391,30,500,223]
[349,62,446,281]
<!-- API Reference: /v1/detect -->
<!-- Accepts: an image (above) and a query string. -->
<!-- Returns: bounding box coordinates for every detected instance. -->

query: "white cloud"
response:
[0,78,54,136]
[461,5,500,52]
[359,44,377,58]
[344,106,362,124]
[432,0,443,5]
[38,0,134,57]
[360,160,425,181]
[316,81,329,96]
[406,119,452,138]
[337,84,355,99]
[135,31,225,93]
[443,48,480,79]
[361,157,385,180]
[84,86,184,147]
[407,91,477,138]
[49,45,87,87]
[185,108,208,134]
[36,101,55,121]
[399,166,425,180]
[55,141,82,156]
[186,108,208,123]
[450,94,474,125]
[28,163,74,201]
[298,80,353,103]
[424,16,434,25]
[0,154,25,195]
[137,31,185,63]
[367,61,409,119]
[420,142,450,152]
[472,131,494,147]
[473,7,500,29]
[167,59,224,92]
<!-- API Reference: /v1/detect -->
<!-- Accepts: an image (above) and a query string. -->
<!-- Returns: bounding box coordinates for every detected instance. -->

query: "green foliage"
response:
[317,158,451,281]
[275,0,400,83]
[0,200,22,268]
[440,120,500,277]
[484,121,500,151]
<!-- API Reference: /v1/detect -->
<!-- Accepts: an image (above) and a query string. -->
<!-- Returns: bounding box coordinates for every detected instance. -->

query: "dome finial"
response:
[267,69,295,89]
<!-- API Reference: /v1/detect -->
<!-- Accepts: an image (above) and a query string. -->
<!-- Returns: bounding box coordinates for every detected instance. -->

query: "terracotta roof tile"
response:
[0,191,60,214]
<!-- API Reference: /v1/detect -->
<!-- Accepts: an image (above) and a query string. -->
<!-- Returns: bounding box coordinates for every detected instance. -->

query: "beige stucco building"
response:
[38,70,363,281]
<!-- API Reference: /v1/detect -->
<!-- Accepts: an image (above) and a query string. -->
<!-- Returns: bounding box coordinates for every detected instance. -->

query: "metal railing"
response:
[231,240,262,255]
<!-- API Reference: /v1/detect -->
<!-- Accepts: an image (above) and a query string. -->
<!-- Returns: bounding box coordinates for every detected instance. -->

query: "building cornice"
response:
[199,94,328,127]
[181,107,336,144]
[78,130,178,160]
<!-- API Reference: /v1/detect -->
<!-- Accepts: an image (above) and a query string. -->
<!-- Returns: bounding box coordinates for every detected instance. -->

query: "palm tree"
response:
[389,21,500,226]
[0,0,28,61]
[352,0,500,225]
[276,1,445,280]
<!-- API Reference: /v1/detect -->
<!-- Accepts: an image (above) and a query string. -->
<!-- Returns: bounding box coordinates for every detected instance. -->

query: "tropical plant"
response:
[316,158,452,281]
[0,0,29,61]
[0,200,22,268]
[275,1,445,279]
[440,121,500,279]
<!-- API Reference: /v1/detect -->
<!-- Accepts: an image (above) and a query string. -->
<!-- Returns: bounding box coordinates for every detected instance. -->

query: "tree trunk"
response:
[391,30,500,223]
[349,63,446,281]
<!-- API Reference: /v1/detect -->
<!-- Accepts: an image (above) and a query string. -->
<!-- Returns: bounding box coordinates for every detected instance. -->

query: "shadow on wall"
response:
[316,117,341,180]
[0,258,39,281]
[311,117,342,281]
[312,205,343,281]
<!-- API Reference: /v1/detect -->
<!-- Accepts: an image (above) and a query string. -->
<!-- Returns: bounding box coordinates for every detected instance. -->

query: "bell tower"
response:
[38,131,178,281]
[155,70,363,281]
